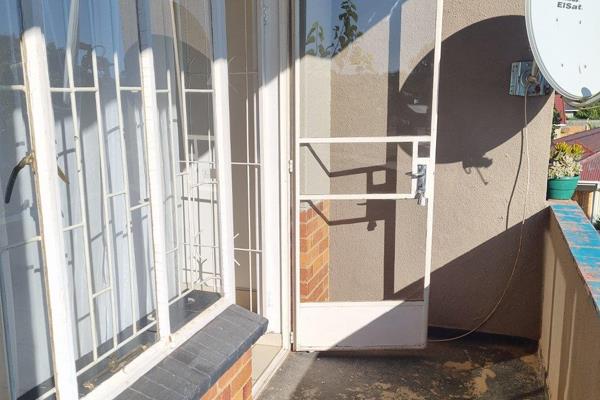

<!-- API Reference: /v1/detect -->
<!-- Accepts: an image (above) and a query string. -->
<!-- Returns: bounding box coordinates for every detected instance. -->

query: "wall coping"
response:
[549,201,600,316]
[115,305,268,400]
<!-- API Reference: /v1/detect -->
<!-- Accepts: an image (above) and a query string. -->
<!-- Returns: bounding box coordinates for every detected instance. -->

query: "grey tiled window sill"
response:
[115,305,268,400]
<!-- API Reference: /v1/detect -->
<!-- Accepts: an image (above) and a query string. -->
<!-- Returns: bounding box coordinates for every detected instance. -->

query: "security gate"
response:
[293,0,443,350]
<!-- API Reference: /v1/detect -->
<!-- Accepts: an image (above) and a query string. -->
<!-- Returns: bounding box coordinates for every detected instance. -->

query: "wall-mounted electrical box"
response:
[509,61,552,97]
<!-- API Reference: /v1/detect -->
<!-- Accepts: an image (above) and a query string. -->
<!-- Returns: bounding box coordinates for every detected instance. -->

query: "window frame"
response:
[18,0,235,399]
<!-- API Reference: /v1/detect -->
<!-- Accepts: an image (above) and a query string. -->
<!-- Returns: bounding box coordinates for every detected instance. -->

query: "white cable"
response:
[429,88,532,343]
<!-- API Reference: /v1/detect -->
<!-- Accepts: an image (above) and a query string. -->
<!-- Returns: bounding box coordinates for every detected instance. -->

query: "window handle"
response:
[5,152,34,204]
[4,152,69,204]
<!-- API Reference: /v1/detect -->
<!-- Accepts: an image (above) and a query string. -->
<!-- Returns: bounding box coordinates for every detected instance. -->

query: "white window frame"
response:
[249,0,293,396]
[17,1,236,399]
[275,0,293,356]
[21,13,80,400]
[224,0,287,341]
[257,0,283,335]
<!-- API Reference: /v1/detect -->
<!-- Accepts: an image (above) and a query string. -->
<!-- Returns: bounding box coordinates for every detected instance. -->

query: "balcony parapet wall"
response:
[540,201,600,400]
[550,202,600,314]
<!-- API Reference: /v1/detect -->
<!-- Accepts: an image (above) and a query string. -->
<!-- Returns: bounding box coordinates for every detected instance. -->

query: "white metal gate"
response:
[293,0,444,350]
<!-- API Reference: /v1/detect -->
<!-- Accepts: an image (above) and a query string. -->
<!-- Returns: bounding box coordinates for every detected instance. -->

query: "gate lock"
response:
[412,164,428,207]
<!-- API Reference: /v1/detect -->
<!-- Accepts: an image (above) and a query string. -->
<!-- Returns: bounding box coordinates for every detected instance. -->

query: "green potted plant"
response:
[547,142,584,200]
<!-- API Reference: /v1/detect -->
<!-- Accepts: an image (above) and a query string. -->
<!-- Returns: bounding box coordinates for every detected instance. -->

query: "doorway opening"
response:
[224,0,288,389]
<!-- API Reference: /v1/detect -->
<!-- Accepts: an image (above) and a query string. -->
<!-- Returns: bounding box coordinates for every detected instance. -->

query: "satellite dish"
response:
[526,0,600,106]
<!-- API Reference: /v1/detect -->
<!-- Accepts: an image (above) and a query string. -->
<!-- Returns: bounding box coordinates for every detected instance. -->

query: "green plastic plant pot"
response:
[547,176,580,200]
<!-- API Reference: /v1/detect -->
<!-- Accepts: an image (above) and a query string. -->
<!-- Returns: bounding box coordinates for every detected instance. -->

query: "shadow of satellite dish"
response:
[397,15,549,166]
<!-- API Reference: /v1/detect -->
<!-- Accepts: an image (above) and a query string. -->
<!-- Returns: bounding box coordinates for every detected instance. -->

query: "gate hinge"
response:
[288,159,294,174]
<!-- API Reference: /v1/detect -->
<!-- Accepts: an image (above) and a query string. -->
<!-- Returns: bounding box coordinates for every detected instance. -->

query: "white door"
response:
[293,0,443,350]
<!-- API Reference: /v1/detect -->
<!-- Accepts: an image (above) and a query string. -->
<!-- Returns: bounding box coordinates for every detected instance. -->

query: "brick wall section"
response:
[201,349,252,400]
[300,201,330,302]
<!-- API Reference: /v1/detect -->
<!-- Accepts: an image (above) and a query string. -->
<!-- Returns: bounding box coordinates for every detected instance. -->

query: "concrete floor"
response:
[253,333,283,382]
[259,332,547,400]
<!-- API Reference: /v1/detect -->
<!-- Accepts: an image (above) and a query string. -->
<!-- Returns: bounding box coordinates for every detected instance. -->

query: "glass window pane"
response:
[42,0,141,89]
[0,0,24,86]
[122,92,149,207]
[41,1,158,395]
[174,0,214,90]
[226,0,262,311]
[1,242,54,398]
[0,3,54,396]
[150,0,223,329]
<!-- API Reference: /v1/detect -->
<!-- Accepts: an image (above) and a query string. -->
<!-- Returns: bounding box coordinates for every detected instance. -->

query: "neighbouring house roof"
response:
[564,104,579,113]
[580,152,600,182]
[563,97,580,113]
[555,128,600,181]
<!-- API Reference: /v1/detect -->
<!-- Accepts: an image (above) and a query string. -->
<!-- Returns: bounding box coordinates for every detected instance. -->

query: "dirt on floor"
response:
[259,332,547,400]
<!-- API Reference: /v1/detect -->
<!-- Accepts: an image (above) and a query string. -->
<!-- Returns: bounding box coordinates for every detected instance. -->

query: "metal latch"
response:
[412,164,427,207]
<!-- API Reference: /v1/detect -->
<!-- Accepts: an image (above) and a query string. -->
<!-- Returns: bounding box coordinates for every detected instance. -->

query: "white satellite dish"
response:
[526,0,600,106]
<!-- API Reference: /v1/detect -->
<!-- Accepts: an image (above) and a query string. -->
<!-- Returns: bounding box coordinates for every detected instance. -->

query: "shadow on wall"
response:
[337,209,544,347]
[291,211,547,363]
[411,15,548,166]
[299,12,551,340]
[399,16,550,333]
[428,15,551,339]
[430,209,545,339]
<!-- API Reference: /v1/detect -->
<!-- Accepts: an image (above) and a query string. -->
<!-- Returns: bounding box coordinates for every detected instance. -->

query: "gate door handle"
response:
[4,152,69,204]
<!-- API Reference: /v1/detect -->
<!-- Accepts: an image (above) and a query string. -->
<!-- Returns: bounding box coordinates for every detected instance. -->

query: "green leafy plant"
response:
[305,22,330,58]
[328,0,362,56]
[548,142,584,179]
[593,216,600,231]
[553,108,562,125]
[304,1,374,73]
[551,108,562,140]
[574,102,600,120]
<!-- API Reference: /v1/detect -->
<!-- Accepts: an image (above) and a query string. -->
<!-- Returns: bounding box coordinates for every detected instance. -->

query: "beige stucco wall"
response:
[539,212,600,400]
[427,0,553,339]
[304,1,435,302]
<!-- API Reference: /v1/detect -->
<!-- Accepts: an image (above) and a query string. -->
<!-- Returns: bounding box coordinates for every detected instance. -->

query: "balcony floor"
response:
[260,331,547,399]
